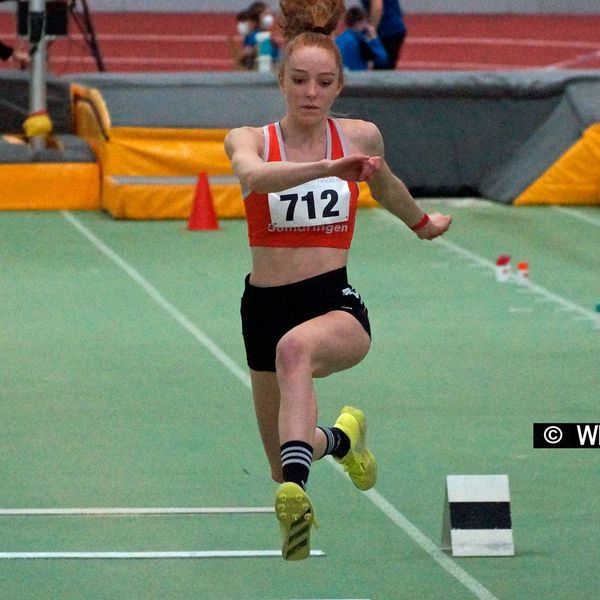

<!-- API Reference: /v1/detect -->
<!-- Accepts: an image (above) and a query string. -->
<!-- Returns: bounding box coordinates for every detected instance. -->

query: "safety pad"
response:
[67,71,600,206]
[103,127,231,176]
[98,127,233,218]
[102,176,376,220]
[515,124,600,205]
[71,82,377,219]
[67,72,600,210]
[102,176,241,220]
[0,162,100,210]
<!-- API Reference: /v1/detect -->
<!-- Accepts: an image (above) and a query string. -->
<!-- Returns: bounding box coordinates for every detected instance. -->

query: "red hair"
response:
[278,0,345,83]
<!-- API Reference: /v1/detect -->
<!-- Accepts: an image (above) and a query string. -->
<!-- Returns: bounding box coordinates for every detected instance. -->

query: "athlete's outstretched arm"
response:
[225,126,380,193]
[350,120,452,240]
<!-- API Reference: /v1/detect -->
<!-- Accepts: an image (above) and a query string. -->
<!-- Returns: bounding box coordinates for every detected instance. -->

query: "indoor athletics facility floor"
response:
[1,200,598,599]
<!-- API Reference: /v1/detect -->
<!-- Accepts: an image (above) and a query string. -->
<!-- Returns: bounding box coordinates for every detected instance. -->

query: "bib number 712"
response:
[268,180,350,228]
[280,189,339,222]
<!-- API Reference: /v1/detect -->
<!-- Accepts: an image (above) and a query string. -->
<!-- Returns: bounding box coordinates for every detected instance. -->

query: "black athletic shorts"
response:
[240,267,371,372]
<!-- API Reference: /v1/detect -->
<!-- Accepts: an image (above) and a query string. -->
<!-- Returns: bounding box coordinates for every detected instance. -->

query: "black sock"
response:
[317,426,350,459]
[280,440,313,489]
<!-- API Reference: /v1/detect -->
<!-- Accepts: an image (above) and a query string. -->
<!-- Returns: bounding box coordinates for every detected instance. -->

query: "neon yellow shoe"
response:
[334,406,377,491]
[275,482,318,561]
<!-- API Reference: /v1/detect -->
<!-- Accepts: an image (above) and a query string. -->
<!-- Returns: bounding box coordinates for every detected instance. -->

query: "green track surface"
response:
[1,202,599,599]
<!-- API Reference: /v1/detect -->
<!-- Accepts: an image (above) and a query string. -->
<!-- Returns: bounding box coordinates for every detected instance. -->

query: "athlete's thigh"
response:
[280,310,371,378]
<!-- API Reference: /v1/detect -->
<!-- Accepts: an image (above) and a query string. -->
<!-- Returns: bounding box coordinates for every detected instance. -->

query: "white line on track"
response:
[0,31,233,43]
[325,462,499,600]
[551,205,600,227]
[545,49,600,69]
[366,487,498,600]
[0,550,324,560]
[51,55,233,67]
[1,31,594,50]
[0,507,273,516]
[398,60,523,69]
[61,211,250,388]
[408,36,600,50]
[61,211,500,600]
[375,209,597,324]
[86,33,233,43]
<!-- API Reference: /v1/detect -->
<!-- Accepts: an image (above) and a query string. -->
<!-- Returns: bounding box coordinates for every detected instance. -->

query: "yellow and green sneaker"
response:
[275,482,318,561]
[334,405,377,491]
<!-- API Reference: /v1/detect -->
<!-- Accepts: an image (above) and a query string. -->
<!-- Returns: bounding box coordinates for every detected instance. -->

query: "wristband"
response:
[410,213,430,232]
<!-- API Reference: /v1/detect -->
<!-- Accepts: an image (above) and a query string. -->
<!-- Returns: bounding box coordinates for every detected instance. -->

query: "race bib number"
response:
[268,177,350,228]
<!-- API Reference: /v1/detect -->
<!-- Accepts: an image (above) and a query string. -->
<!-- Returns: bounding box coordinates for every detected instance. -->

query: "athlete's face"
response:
[280,45,343,123]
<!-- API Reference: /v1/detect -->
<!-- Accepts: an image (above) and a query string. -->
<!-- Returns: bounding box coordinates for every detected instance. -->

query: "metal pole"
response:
[28,0,48,151]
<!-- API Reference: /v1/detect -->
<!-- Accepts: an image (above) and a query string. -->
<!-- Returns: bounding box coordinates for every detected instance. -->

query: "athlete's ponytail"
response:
[278,0,344,42]
[278,0,345,83]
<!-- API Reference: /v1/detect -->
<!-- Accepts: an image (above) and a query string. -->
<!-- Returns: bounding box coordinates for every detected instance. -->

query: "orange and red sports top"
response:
[243,118,359,249]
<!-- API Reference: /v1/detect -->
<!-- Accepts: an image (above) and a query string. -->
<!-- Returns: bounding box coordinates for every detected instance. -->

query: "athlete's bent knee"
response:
[275,333,310,375]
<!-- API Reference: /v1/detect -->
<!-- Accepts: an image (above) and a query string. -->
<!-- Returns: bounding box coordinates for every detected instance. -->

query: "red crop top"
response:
[243,118,359,248]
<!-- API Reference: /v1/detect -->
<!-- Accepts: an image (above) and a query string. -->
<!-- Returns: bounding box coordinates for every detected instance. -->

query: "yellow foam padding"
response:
[0,163,100,210]
[70,84,111,139]
[358,181,378,208]
[68,84,379,219]
[102,177,241,220]
[515,124,600,205]
[101,127,231,176]
[103,177,378,220]
[70,84,111,172]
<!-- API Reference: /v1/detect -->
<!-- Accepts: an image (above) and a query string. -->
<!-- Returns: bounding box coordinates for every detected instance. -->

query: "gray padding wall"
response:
[60,70,600,202]
[0,71,72,134]
[0,72,96,163]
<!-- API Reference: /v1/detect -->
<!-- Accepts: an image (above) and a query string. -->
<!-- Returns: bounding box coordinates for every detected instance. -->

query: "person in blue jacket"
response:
[361,0,406,69]
[335,6,388,71]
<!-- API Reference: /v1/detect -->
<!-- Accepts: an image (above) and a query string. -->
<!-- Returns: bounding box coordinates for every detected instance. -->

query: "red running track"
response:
[1,12,599,74]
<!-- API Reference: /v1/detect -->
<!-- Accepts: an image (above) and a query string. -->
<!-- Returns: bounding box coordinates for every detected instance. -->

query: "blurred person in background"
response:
[0,0,29,67]
[361,0,406,69]
[335,5,388,71]
[235,8,254,69]
[236,1,280,70]
[0,39,29,66]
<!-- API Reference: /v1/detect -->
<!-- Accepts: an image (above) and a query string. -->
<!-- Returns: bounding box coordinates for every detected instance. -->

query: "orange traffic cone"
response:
[187,172,219,231]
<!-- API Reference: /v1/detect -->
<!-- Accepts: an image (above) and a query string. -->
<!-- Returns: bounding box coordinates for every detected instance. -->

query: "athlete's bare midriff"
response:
[249,246,349,287]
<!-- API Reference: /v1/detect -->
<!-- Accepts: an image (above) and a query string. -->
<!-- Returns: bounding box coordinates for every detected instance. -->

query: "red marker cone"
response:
[188,172,219,231]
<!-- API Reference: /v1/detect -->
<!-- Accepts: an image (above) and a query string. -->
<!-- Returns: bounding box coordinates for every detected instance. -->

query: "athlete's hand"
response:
[416,212,452,240]
[328,154,382,182]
